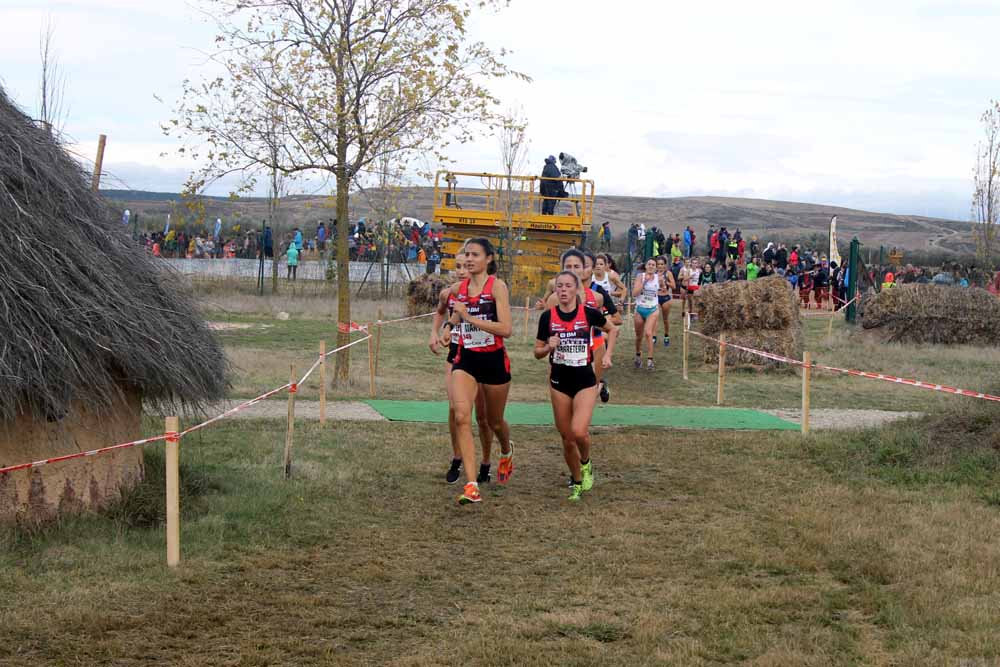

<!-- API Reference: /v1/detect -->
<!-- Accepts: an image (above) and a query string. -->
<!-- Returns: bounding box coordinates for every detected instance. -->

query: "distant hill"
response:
[102,188,974,255]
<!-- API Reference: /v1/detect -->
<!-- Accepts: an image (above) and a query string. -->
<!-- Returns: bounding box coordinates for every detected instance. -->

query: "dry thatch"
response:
[702,327,805,369]
[693,275,799,334]
[862,284,1000,345]
[406,273,450,316]
[694,275,803,369]
[0,88,227,422]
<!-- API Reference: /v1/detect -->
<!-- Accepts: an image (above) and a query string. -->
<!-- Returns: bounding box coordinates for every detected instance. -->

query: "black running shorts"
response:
[549,365,597,398]
[452,348,511,385]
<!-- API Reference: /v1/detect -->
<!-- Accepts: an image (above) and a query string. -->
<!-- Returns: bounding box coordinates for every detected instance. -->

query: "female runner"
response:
[535,270,613,501]
[429,251,494,485]
[542,250,617,400]
[632,258,664,370]
[653,255,677,348]
[593,254,626,302]
[440,238,514,505]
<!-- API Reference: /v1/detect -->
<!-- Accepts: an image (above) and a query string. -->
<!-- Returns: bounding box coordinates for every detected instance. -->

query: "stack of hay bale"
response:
[693,275,803,370]
[406,273,451,316]
[862,284,1000,345]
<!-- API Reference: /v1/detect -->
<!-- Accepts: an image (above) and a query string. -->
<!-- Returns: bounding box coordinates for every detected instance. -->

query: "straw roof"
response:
[0,88,226,422]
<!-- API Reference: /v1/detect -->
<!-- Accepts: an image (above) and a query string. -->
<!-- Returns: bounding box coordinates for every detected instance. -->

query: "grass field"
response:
[2,292,999,665]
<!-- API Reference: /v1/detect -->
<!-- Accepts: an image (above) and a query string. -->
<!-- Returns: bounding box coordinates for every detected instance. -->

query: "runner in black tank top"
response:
[535,271,612,501]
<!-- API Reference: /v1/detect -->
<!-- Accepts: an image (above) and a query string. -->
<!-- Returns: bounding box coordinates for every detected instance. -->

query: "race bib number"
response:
[553,338,588,367]
[461,322,495,349]
[637,290,658,308]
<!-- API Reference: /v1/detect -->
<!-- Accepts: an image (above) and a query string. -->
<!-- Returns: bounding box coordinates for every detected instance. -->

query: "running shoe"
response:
[497,442,514,484]
[599,380,610,403]
[477,463,492,484]
[446,458,462,485]
[663,336,670,348]
[458,482,481,505]
[652,335,657,344]
[581,460,594,491]
[568,483,584,502]
[633,356,642,369]
[646,358,655,371]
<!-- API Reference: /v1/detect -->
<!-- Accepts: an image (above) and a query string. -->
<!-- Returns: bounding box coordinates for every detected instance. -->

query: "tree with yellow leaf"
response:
[168,0,527,380]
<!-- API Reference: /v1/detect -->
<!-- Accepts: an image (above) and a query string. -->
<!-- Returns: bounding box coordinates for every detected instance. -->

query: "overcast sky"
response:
[3,0,998,220]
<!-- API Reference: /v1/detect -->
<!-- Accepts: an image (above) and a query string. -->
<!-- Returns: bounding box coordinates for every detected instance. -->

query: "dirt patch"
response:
[207,322,273,331]
[185,400,386,422]
[764,408,922,430]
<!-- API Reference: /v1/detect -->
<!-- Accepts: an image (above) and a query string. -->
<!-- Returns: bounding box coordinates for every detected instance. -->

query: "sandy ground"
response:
[181,401,921,431]
[763,408,922,430]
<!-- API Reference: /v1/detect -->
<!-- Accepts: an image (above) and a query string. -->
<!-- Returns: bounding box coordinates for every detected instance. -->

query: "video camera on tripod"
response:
[557,153,588,216]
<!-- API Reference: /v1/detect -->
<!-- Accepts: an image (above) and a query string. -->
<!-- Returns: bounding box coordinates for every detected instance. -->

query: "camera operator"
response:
[540,155,562,215]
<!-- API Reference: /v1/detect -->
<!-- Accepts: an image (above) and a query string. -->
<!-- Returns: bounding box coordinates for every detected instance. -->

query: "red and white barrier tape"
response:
[0,333,373,476]
[687,328,1000,403]
[376,312,435,325]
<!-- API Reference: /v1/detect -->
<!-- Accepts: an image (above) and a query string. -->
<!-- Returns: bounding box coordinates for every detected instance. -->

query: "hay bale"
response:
[406,273,450,315]
[702,327,804,369]
[862,284,1000,345]
[693,275,799,334]
[693,276,803,371]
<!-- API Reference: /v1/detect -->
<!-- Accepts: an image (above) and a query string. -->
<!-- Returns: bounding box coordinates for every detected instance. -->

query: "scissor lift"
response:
[432,171,595,294]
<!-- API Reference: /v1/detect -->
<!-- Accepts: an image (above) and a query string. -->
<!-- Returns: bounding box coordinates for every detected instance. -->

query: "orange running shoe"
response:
[458,482,481,505]
[497,441,514,484]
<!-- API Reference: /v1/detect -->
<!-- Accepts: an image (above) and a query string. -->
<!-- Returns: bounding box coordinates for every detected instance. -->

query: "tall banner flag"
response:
[213,218,222,240]
[164,213,171,236]
[122,209,131,225]
[829,216,841,266]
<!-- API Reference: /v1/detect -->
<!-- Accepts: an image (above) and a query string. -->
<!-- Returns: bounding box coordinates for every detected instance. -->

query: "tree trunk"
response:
[334,144,351,381]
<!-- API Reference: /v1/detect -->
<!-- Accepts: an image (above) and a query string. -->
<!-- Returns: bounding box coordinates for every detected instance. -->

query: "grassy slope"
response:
[107,188,972,254]
[2,295,999,666]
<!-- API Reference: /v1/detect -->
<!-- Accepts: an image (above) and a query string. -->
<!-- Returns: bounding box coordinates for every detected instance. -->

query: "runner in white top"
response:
[593,254,626,302]
[631,258,664,370]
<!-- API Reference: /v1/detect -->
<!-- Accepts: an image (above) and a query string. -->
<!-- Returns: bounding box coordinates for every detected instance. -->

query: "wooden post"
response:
[523,297,530,338]
[801,351,812,434]
[91,134,107,192]
[283,365,296,479]
[682,312,689,381]
[165,416,180,568]
[319,340,327,425]
[375,307,384,376]
[367,324,376,398]
[716,333,727,405]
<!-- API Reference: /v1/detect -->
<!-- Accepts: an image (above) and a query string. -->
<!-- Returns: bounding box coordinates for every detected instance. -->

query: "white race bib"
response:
[461,322,495,349]
[637,289,658,309]
[553,338,589,367]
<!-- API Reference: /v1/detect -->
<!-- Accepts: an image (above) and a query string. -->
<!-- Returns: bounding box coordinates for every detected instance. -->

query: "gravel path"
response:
[763,408,922,430]
[183,401,921,431]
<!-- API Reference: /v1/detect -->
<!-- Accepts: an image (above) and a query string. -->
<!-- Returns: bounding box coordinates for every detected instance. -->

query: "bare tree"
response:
[38,16,68,136]
[972,100,1000,266]
[169,0,527,381]
[496,107,529,282]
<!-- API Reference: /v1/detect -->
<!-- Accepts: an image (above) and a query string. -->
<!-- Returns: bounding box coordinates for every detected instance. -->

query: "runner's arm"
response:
[533,310,556,359]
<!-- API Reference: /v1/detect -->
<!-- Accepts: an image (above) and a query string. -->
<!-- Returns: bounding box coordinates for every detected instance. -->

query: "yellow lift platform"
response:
[432,170,595,295]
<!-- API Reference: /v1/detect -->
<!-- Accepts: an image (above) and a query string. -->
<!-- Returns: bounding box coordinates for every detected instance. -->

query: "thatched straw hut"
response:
[693,275,803,369]
[862,284,1000,345]
[0,89,226,522]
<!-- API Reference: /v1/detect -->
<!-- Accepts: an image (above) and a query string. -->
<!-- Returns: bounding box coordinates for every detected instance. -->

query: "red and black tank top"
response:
[456,276,504,352]
[548,303,592,367]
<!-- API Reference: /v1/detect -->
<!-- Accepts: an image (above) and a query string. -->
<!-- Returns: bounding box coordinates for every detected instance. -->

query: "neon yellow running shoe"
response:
[568,483,583,502]
[581,460,594,492]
